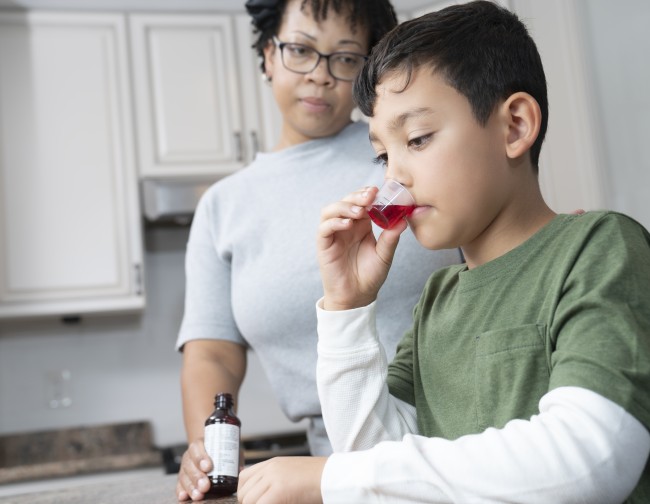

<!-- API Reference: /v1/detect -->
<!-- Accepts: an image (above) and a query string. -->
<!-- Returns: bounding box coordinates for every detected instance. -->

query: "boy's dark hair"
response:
[354,0,548,169]
[245,0,398,74]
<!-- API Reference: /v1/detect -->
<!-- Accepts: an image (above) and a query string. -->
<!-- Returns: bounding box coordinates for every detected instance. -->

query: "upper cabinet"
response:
[0,12,144,318]
[0,8,285,318]
[129,13,251,179]
[233,14,282,156]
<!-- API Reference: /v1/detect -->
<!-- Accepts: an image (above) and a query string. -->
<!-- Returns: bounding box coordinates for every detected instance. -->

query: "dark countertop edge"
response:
[0,451,163,485]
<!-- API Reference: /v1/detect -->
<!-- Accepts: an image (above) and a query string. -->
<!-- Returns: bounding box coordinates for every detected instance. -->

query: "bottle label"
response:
[204,423,240,478]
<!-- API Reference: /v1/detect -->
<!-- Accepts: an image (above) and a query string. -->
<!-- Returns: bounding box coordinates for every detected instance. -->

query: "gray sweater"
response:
[176,121,461,454]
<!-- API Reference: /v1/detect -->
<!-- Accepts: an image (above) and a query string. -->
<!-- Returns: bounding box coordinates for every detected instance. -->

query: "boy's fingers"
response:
[320,188,377,222]
[320,201,362,222]
[237,461,268,500]
[316,218,354,248]
[342,185,377,202]
[375,218,407,263]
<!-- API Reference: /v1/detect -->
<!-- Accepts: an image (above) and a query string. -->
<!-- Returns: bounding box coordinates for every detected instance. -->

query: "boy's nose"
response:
[385,159,411,187]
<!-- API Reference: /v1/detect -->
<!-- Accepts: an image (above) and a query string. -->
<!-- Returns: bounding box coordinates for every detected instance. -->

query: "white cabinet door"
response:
[129,14,245,179]
[0,12,144,318]
[233,14,282,154]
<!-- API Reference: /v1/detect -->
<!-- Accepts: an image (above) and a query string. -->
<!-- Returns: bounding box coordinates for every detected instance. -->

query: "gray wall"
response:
[0,226,300,446]
[581,0,650,229]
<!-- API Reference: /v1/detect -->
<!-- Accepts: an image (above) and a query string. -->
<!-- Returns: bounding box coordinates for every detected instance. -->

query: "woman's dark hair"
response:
[354,1,548,169]
[245,0,398,74]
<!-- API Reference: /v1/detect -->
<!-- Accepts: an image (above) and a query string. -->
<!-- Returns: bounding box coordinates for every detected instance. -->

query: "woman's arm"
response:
[176,339,246,502]
[181,339,247,442]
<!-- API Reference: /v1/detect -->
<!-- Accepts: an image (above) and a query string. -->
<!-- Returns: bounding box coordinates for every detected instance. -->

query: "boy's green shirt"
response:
[387,211,650,502]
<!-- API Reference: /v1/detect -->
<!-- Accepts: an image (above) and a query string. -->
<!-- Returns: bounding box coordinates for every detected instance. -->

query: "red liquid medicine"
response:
[368,204,415,229]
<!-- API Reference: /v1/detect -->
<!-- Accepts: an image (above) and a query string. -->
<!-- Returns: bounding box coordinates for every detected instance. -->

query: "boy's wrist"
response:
[316,297,378,349]
[322,296,375,311]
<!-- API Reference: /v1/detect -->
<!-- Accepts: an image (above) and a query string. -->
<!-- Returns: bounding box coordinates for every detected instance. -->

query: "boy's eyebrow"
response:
[369,107,434,143]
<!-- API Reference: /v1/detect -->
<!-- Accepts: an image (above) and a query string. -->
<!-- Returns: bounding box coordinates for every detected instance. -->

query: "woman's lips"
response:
[301,97,330,113]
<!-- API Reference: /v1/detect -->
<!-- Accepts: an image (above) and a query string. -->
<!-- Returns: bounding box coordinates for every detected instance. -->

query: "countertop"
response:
[0,421,162,485]
[0,473,237,504]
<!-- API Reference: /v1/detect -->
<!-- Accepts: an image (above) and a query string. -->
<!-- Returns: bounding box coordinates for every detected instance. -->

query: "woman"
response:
[175,0,461,500]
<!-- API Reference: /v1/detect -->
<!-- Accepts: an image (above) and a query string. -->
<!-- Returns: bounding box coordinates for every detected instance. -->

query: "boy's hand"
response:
[237,456,326,504]
[317,187,407,310]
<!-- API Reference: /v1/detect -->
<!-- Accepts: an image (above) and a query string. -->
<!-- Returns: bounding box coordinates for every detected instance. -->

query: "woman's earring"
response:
[261,73,272,84]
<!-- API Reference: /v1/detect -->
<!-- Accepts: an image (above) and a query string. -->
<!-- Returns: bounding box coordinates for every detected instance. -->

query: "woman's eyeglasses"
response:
[272,36,367,82]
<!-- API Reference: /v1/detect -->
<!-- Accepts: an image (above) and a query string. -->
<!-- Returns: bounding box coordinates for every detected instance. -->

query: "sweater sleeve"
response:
[316,299,418,452]
[321,386,650,503]
[176,188,245,350]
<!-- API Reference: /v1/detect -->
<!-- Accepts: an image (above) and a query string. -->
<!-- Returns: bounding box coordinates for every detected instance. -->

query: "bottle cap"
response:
[215,392,233,408]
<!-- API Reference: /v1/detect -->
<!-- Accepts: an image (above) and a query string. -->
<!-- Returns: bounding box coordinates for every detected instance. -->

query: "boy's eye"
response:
[408,133,432,149]
[372,154,388,167]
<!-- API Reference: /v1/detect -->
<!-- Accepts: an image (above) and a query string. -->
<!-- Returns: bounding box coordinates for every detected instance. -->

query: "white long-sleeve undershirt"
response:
[316,299,650,503]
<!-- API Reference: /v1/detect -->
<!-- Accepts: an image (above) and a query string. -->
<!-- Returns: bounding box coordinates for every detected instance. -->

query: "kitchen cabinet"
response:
[129,13,256,179]
[233,14,282,154]
[0,12,144,318]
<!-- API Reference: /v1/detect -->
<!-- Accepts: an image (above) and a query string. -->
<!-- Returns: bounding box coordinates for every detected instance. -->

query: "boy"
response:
[236,2,650,502]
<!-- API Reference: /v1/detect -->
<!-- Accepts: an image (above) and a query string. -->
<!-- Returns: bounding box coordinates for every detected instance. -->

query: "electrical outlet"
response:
[45,369,72,409]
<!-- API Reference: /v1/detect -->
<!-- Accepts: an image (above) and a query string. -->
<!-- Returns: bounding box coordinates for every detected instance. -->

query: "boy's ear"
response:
[500,92,541,160]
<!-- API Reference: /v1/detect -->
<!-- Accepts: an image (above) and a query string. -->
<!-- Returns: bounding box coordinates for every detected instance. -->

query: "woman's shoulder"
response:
[334,121,372,147]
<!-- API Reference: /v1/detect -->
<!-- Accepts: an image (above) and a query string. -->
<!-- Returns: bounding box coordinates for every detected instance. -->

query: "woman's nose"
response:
[306,57,334,85]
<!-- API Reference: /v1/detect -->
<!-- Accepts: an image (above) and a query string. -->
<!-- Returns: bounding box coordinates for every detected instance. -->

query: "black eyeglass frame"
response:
[272,36,368,82]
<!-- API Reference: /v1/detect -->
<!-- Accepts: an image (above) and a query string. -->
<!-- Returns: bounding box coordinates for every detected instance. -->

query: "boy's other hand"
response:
[317,187,407,310]
[176,438,212,501]
[237,456,326,504]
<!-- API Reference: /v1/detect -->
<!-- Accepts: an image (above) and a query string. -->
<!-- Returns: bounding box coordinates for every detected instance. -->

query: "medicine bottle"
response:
[204,392,241,496]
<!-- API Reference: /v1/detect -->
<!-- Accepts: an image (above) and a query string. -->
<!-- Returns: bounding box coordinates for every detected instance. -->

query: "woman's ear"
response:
[262,38,276,81]
[500,92,541,160]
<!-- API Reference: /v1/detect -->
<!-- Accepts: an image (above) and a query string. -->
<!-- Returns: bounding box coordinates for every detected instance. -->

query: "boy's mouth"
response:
[409,205,431,218]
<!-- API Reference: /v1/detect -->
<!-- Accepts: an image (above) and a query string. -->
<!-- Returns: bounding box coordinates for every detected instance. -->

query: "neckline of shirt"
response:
[456,213,574,292]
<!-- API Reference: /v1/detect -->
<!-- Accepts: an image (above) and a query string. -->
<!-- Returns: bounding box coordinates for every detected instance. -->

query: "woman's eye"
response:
[287,44,309,57]
[333,54,359,67]
[408,134,432,149]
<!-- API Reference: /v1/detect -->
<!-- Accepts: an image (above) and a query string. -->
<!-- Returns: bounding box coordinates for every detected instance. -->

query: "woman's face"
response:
[263,0,369,149]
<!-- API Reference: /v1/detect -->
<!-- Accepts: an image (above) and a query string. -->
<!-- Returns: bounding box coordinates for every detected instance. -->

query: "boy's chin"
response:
[411,230,449,251]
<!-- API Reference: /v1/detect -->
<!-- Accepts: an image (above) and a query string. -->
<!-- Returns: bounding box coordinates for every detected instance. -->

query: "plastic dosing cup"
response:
[366,179,416,230]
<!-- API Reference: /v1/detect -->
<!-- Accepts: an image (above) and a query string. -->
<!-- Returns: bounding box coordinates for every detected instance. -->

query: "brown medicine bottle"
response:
[204,392,241,496]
